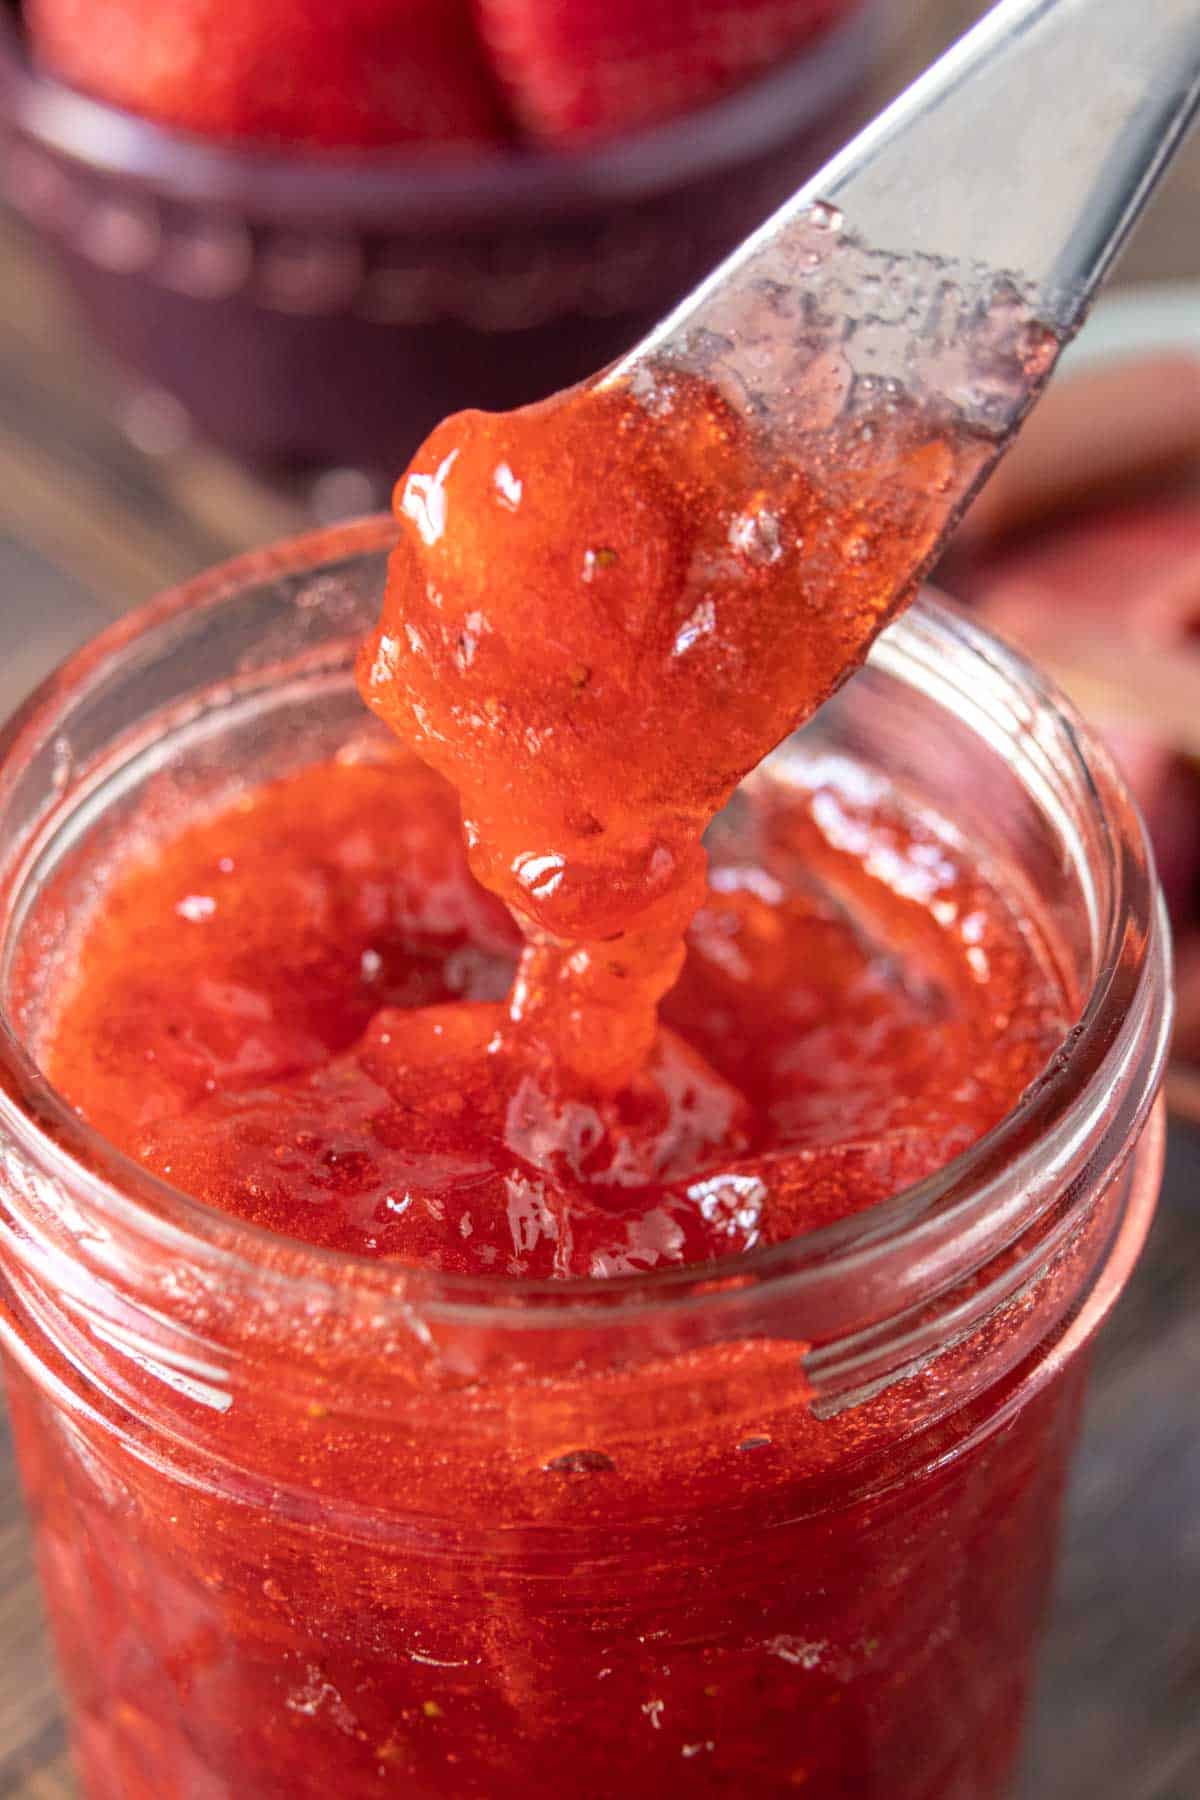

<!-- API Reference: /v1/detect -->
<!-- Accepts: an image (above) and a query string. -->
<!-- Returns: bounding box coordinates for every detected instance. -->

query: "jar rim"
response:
[0,517,1173,1329]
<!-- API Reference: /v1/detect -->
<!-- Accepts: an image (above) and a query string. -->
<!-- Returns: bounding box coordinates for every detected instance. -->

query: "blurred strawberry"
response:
[948,356,1200,942]
[966,500,1200,924]
[27,0,510,150]
[953,353,1200,554]
[473,0,851,145]
[1174,932,1200,1069]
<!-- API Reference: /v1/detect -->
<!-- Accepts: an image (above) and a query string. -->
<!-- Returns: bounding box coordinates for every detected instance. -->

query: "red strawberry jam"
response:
[22,352,1107,1800]
[44,367,1051,1273]
[45,741,1067,1275]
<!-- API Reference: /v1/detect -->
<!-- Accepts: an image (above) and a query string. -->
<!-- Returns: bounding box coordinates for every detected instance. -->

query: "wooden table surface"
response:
[1,3,1199,1794]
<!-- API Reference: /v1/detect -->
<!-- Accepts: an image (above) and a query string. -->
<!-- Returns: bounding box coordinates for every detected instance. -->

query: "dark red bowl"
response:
[0,3,883,472]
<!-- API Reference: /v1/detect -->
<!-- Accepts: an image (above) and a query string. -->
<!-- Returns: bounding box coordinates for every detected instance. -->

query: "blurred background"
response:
[1,0,1198,1794]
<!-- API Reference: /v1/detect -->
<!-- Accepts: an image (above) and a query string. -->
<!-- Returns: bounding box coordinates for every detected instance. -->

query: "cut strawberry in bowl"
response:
[1176,930,1200,1043]
[26,0,510,148]
[474,0,857,144]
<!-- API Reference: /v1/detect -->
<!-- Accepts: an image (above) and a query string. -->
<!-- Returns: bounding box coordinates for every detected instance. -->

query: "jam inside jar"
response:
[0,523,1170,1799]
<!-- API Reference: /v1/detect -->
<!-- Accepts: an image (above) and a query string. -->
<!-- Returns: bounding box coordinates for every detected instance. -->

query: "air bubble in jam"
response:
[808,200,843,233]
[51,736,74,792]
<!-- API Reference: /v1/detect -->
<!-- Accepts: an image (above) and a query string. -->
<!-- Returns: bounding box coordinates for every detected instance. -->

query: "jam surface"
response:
[45,749,1067,1272]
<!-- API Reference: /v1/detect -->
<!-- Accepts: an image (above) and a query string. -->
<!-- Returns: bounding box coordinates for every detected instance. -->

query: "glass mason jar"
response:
[0,521,1171,1800]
